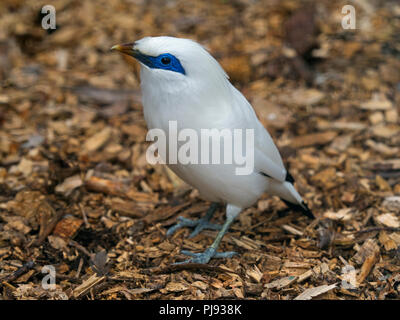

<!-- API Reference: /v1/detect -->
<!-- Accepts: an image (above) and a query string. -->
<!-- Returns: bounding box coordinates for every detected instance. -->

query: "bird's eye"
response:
[161,57,171,65]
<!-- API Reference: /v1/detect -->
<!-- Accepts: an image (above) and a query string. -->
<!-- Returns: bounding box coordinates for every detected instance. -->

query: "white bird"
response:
[112,36,314,264]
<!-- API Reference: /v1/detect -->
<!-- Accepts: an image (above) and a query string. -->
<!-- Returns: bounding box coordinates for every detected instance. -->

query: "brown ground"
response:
[0,0,399,300]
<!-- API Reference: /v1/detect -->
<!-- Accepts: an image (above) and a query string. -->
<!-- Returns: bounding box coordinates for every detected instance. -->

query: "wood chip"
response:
[290,131,337,148]
[55,175,83,195]
[265,276,298,290]
[165,281,188,292]
[73,274,106,298]
[357,249,380,285]
[281,224,304,236]
[352,239,380,265]
[83,127,112,152]
[53,216,83,239]
[375,213,400,228]
[294,283,337,300]
[246,265,263,283]
[323,208,353,221]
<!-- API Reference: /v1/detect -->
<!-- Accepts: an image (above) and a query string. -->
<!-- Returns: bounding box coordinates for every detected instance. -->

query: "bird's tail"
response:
[270,181,314,219]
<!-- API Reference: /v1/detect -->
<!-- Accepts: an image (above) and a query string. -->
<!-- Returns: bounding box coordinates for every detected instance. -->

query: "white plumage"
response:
[112,36,313,264]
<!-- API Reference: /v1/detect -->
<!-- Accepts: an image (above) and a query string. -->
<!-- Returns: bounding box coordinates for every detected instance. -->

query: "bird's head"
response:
[111,36,229,93]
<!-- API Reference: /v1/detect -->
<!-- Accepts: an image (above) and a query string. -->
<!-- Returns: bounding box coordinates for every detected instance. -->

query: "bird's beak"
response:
[110,43,139,57]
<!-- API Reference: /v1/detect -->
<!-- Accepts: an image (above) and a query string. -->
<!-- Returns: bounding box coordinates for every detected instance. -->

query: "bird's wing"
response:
[230,86,287,182]
[230,86,314,218]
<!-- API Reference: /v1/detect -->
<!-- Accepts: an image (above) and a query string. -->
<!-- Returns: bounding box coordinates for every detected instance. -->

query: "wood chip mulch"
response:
[0,0,399,300]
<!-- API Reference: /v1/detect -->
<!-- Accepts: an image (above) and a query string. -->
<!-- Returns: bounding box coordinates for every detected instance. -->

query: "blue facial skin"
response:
[134,52,186,75]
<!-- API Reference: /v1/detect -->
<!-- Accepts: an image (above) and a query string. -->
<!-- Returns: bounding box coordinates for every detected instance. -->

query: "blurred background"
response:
[0,0,399,300]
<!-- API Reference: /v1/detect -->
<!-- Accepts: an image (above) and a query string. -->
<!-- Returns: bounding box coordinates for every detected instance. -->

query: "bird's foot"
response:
[166,216,222,238]
[174,247,237,265]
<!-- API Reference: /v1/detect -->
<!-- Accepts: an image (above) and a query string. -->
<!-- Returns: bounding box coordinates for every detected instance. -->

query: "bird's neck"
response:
[140,70,234,130]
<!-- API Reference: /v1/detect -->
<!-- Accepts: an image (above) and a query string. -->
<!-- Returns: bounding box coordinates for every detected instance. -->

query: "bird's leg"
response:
[174,204,241,264]
[166,203,221,238]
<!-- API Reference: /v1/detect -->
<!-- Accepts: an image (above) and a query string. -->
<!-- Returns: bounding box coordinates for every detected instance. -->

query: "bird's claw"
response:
[166,216,222,238]
[174,247,237,265]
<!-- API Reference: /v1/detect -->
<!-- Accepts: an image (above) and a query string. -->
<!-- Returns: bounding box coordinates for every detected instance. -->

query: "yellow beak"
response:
[110,43,137,57]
